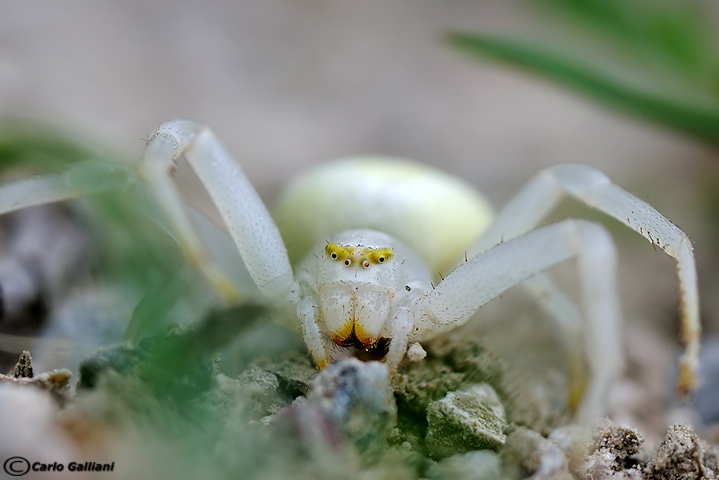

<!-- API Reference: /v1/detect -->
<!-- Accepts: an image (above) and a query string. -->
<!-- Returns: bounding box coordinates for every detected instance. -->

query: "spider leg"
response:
[141,120,300,312]
[384,307,414,372]
[297,296,329,368]
[471,164,699,395]
[417,219,621,423]
[0,154,261,305]
[521,273,587,410]
[0,160,130,214]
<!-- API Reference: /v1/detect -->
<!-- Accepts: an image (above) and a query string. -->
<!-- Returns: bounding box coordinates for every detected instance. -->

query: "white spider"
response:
[0,119,700,422]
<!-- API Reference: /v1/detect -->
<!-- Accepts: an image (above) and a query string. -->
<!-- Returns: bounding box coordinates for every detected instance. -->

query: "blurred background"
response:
[1,0,719,440]
[1,1,715,195]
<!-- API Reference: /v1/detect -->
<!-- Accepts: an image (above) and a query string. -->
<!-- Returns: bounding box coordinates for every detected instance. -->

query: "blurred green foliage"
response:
[0,123,327,479]
[0,121,211,341]
[448,0,719,143]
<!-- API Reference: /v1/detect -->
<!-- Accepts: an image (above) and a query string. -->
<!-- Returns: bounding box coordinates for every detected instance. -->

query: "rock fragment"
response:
[501,426,572,480]
[13,350,34,377]
[578,419,643,479]
[578,420,718,479]
[235,366,284,419]
[426,450,502,480]
[644,424,716,480]
[252,350,317,396]
[306,358,396,455]
[0,351,71,401]
[425,383,507,458]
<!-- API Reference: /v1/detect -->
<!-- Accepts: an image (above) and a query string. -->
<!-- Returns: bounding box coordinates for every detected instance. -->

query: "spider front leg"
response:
[471,164,700,395]
[384,307,414,372]
[0,160,132,215]
[417,219,621,423]
[141,120,300,314]
[298,296,329,368]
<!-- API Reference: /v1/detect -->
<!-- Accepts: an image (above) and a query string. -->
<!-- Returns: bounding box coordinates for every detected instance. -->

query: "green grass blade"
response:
[447,33,719,144]
[534,0,717,79]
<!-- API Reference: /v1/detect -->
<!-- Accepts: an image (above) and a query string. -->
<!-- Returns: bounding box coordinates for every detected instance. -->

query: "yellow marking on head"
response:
[326,244,392,268]
[353,322,374,348]
[325,243,355,262]
[365,248,393,265]
[331,319,355,341]
[329,320,375,349]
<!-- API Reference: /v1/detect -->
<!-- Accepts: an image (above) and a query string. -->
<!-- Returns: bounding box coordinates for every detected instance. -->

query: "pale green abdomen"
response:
[273,157,494,276]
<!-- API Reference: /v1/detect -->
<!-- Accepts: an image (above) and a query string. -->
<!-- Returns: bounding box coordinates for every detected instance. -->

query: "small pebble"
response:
[501,426,572,480]
[425,383,507,458]
[307,358,396,455]
[426,450,502,480]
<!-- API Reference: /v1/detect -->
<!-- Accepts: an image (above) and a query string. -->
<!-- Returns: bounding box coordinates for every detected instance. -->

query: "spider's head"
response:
[319,243,395,349]
[298,229,431,351]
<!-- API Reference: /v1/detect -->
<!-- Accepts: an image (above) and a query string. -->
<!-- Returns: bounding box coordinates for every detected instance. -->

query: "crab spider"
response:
[0,119,699,423]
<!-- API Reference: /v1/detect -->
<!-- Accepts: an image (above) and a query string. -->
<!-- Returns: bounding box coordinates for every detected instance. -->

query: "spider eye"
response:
[344,259,351,266]
[365,247,393,265]
[363,260,370,268]
[405,285,411,291]
[326,243,353,261]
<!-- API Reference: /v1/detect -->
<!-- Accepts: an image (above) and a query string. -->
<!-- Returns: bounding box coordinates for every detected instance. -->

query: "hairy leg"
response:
[141,120,300,312]
[472,164,699,395]
[421,220,621,422]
